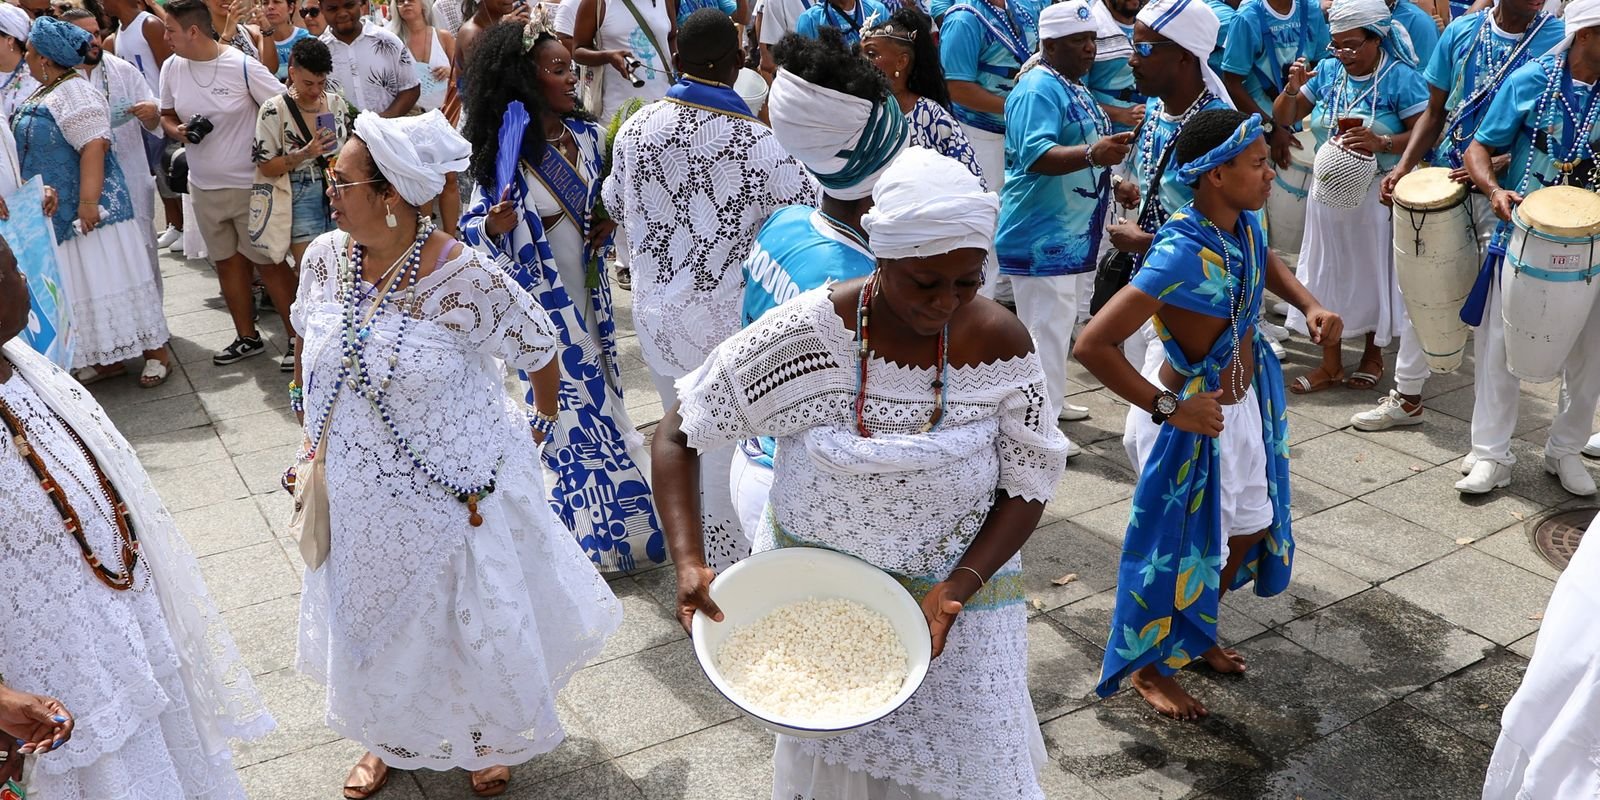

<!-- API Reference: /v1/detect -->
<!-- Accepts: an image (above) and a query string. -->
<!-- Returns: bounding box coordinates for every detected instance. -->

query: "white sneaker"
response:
[1350,390,1424,432]
[1064,439,1082,459]
[1455,460,1512,494]
[155,224,181,248]
[1460,453,1478,475]
[1269,338,1288,360]
[1259,321,1290,341]
[1545,454,1597,496]
[168,235,185,253]
[1059,402,1090,422]
[1271,300,1291,317]
[1583,432,1600,458]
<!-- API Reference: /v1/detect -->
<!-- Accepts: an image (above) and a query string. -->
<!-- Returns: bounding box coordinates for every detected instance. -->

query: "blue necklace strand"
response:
[1527,55,1600,186]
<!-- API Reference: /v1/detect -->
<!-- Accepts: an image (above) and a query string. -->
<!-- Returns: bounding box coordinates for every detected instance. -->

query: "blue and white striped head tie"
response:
[1174,114,1264,186]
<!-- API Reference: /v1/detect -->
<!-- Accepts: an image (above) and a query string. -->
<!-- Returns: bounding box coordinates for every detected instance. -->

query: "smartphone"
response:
[316,111,336,152]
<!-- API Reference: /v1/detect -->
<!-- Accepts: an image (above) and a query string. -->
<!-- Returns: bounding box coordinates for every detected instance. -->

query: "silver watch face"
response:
[1155,393,1179,416]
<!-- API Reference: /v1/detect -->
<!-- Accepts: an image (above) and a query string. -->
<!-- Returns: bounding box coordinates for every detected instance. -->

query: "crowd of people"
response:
[3,0,1600,796]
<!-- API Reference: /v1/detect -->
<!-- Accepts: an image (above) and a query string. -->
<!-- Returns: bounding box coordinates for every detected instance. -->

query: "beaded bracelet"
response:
[288,381,304,414]
[528,409,558,440]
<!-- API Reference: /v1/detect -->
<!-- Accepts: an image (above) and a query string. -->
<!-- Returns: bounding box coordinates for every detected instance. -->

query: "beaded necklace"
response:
[1041,62,1112,169]
[1134,91,1214,228]
[1329,54,1389,125]
[1443,12,1549,157]
[0,390,141,591]
[853,273,949,438]
[16,70,79,166]
[817,210,868,250]
[1528,55,1600,185]
[1197,217,1252,402]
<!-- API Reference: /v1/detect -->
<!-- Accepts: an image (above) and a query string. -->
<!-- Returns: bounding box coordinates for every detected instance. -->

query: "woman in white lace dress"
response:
[656,148,1070,800]
[290,110,621,799]
[0,252,274,799]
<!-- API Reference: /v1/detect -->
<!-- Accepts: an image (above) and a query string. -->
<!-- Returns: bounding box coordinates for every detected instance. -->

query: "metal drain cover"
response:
[1531,508,1596,570]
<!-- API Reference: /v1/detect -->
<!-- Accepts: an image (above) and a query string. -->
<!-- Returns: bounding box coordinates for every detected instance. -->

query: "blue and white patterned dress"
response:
[906,96,987,189]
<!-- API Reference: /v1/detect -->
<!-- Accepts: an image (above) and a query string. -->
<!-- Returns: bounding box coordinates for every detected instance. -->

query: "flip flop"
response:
[1288,366,1344,395]
[139,359,170,389]
[470,765,511,797]
[343,755,389,800]
[72,365,126,385]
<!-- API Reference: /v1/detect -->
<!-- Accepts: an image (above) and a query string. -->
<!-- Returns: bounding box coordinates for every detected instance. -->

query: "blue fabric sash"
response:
[1436,13,1552,169]
[1096,206,1294,697]
[665,74,755,120]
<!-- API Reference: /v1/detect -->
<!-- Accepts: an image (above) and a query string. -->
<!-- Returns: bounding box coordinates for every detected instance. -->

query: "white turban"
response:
[1092,1,1133,62]
[352,110,471,207]
[1328,0,1418,66]
[0,5,30,42]
[1551,0,1600,56]
[1136,0,1236,110]
[861,147,998,260]
[1039,0,1099,41]
[767,68,908,201]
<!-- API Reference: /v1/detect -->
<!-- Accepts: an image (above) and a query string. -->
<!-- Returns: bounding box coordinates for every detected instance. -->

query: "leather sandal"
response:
[470,765,511,797]
[1288,365,1345,395]
[343,753,389,800]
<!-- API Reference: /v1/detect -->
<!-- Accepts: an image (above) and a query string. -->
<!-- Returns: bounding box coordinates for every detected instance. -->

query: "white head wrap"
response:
[1136,0,1237,109]
[0,5,28,42]
[1091,1,1134,62]
[1551,0,1600,56]
[767,68,908,201]
[351,110,471,207]
[1040,0,1099,40]
[861,147,998,260]
[1327,0,1419,67]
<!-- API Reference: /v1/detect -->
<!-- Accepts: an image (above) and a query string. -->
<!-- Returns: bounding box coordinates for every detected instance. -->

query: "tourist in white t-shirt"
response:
[159,0,297,366]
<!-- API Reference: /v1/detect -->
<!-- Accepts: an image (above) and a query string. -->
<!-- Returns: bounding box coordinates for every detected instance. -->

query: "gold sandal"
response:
[470,765,511,797]
[343,753,389,800]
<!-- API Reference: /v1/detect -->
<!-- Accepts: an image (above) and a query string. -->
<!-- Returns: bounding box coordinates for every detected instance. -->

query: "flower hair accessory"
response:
[523,5,559,51]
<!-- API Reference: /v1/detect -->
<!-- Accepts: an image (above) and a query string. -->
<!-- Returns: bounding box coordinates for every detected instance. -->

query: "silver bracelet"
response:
[951,565,987,589]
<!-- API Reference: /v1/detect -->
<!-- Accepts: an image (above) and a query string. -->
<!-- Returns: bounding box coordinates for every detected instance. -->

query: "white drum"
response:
[1501,185,1600,383]
[1267,129,1317,262]
[1392,167,1477,373]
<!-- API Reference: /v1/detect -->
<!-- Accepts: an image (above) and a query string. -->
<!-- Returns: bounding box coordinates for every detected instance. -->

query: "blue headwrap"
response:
[1327,0,1419,68]
[31,16,90,68]
[1174,113,1264,186]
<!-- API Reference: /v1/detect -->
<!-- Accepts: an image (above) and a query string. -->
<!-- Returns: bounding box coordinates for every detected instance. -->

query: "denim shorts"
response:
[290,170,334,243]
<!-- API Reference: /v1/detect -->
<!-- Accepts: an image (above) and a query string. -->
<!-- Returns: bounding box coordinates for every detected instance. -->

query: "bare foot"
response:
[1131,665,1208,720]
[1200,644,1248,674]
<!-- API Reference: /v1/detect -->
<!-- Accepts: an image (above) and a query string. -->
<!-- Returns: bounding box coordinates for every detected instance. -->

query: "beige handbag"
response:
[288,238,402,569]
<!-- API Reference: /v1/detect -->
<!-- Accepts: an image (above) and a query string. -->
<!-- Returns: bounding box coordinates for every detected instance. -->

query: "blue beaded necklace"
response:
[1526,55,1600,187]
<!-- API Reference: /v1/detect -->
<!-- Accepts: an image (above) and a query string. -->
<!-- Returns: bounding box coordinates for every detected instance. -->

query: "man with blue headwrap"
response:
[1075,109,1342,719]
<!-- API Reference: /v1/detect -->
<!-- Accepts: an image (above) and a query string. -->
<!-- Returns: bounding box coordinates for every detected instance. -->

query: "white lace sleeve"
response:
[290,233,341,334]
[424,249,558,373]
[47,79,112,150]
[995,352,1069,504]
[675,289,852,450]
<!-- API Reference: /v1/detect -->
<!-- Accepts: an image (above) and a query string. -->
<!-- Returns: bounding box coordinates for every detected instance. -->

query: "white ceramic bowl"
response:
[733,68,768,116]
[691,547,933,739]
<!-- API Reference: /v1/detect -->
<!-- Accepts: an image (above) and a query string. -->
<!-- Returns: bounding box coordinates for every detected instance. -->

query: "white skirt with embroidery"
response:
[57,218,168,368]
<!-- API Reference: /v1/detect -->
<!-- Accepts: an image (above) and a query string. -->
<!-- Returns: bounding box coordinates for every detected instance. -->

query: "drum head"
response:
[1289,129,1317,169]
[1519,186,1600,238]
[1393,167,1466,211]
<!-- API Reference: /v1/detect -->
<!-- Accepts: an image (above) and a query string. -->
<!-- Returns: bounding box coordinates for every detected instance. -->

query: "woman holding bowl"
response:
[654,147,1070,800]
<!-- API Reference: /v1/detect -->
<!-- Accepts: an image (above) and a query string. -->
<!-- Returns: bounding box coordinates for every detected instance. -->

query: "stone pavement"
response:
[97,243,1595,799]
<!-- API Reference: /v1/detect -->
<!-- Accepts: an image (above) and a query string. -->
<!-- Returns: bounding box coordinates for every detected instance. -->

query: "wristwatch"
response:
[1151,390,1179,425]
[1261,119,1278,135]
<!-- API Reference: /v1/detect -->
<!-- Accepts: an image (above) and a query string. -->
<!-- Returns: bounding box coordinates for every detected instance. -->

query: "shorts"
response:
[289,170,334,243]
[191,186,268,264]
[154,137,180,199]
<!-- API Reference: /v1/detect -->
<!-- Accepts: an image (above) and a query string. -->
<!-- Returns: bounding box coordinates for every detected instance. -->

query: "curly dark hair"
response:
[865,6,948,108]
[289,35,332,74]
[772,28,890,104]
[461,22,592,191]
[1174,108,1255,182]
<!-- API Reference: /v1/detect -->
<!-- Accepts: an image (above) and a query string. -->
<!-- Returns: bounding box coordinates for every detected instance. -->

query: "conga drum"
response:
[1267,129,1317,263]
[1392,167,1477,373]
[1501,185,1600,383]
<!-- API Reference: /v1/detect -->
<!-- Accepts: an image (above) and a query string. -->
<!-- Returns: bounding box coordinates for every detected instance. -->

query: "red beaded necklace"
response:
[853,273,949,438]
[0,393,140,591]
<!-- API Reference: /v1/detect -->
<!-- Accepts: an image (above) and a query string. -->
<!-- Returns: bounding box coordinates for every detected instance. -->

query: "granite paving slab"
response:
[1280,589,1496,698]
[1402,650,1528,746]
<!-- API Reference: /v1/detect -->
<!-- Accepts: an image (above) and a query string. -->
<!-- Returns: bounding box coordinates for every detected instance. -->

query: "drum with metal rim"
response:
[1502,185,1600,383]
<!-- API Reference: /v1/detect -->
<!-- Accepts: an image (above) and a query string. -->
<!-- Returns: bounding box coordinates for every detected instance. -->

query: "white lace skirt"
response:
[57,218,168,368]
[1287,180,1404,345]
[771,603,1048,800]
[295,443,623,771]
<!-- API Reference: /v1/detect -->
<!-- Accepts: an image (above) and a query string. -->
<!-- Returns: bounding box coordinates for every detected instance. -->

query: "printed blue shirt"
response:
[997,66,1112,277]
[1129,92,1233,221]
[939,0,1044,133]
[1220,0,1331,115]
[794,0,892,47]
[1423,11,1563,167]
[1302,55,1430,171]
[1391,0,1439,64]
[1204,0,1236,75]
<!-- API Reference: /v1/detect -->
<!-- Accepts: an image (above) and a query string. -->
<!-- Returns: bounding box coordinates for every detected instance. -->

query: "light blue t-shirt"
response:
[1220,0,1331,114]
[678,0,739,24]
[997,66,1111,277]
[1302,55,1430,170]
[1423,10,1563,167]
[1204,0,1235,75]
[1391,0,1439,64]
[1128,93,1233,220]
[274,27,311,81]
[939,0,1044,134]
[1475,55,1600,246]
[740,205,876,467]
[1085,21,1142,134]
[794,0,892,47]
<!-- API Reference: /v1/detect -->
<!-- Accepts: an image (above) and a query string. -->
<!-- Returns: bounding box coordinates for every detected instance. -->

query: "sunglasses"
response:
[1132,40,1181,58]
[300,6,320,16]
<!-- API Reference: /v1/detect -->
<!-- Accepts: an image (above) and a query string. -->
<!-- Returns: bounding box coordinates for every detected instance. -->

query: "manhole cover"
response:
[1531,508,1596,570]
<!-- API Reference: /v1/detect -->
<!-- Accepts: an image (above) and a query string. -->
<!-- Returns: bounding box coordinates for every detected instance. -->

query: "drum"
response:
[1392,167,1477,373]
[1501,185,1600,383]
[1267,129,1317,263]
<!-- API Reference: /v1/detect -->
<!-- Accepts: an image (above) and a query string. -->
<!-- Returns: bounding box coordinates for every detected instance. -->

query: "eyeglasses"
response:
[1327,39,1375,58]
[1132,40,1181,58]
[324,167,381,196]
[300,6,320,16]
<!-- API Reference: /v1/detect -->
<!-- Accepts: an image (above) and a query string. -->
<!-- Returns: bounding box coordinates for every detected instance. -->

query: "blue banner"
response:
[1,177,70,368]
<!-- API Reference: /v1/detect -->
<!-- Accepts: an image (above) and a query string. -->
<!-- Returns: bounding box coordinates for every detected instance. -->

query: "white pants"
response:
[728,446,774,546]
[1394,193,1500,397]
[1011,272,1089,422]
[651,369,747,571]
[967,126,1009,302]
